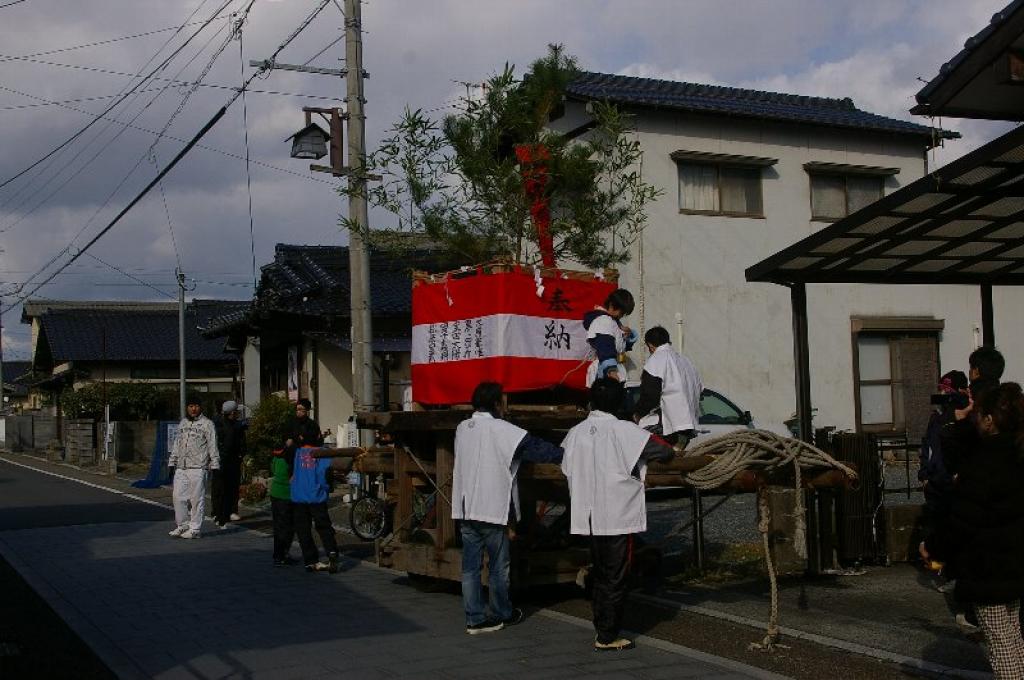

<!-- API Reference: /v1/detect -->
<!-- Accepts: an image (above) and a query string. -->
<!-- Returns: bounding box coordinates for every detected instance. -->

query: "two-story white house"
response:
[555,72,1009,441]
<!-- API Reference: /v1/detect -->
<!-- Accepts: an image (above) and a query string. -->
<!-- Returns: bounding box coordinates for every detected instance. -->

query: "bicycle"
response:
[349,473,391,540]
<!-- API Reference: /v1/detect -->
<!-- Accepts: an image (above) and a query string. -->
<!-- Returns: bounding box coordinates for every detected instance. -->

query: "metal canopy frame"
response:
[745,124,1024,440]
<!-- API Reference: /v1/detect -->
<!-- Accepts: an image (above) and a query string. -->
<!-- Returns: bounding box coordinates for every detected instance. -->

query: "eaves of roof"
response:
[567,72,958,143]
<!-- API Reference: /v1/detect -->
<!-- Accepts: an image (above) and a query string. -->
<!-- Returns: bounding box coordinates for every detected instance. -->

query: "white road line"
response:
[0,456,173,510]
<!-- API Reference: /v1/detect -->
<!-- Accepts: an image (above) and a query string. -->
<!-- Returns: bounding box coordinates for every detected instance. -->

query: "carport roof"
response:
[745,123,1024,287]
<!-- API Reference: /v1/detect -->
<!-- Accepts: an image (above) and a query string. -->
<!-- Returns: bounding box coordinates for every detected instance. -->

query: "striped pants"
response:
[976,600,1024,680]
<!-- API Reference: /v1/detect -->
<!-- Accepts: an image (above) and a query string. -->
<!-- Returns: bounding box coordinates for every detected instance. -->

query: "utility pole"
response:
[345,0,374,413]
[177,269,186,419]
[255,0,375,415]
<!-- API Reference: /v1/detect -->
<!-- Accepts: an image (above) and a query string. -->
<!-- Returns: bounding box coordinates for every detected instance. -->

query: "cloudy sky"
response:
[0,0,1016,359]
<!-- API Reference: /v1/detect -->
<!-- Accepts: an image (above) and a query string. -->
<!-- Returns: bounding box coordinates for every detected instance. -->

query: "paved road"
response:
[0,457,784,680]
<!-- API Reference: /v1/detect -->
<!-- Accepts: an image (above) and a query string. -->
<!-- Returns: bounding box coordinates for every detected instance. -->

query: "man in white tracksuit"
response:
[168,395,220,539]
[452,382,563,635]
[561,377,674,651]
[633,325,703,448]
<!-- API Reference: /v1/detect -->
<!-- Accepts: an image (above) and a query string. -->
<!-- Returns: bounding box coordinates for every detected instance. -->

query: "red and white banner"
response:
[411,268,616,404]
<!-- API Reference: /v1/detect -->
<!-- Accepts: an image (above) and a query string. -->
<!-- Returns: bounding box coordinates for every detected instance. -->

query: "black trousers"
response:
[293,502,339,565]
[271,497,295,561]
[590,534,631,643]
[211,462,241,524]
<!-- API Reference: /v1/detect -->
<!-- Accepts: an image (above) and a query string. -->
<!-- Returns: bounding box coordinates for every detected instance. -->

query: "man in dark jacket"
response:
[212,401,246,528]
[283,398,324,475]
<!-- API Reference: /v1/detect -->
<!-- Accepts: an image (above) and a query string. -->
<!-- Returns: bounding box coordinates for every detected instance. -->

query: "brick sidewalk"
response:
[0,520,785,679]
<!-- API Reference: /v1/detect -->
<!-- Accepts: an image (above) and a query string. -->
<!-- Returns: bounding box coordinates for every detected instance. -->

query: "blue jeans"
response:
[460,520,512,625]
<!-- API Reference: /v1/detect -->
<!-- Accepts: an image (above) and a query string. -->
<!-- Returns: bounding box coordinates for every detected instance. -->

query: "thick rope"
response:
[670,429,855,651]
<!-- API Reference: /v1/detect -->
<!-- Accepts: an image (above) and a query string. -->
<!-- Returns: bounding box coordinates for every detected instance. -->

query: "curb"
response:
[631,592,992,680]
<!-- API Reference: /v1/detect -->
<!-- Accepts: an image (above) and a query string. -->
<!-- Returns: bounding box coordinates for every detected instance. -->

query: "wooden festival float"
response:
[332,263,857,649]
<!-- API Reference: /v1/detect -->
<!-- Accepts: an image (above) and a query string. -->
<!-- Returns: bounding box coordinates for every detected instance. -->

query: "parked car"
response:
[625,384,789,446]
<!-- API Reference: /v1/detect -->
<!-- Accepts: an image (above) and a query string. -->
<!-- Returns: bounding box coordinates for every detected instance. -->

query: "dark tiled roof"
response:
[2,360,31,396]
[567,72,958,140]
[37,304,238,363]
[2,361,30,384]
[255,244,456,318]
[913,0,1024,117]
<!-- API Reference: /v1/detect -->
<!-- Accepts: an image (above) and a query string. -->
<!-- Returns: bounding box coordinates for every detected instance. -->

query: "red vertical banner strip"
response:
[515,144,555,267]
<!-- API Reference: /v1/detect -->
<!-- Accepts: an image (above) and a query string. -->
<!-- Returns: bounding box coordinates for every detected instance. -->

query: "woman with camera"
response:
[920,382,1024,679]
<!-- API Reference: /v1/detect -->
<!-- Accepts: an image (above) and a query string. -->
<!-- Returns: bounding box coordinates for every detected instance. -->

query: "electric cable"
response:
[0,104,230,315]
[0,20,232,236]
[0,0,232,191]
[0,85,342,111]
[0,2,334,315]
[0,14,237,63]
[302,35,343,66]
[0,85,338,186]
[84,252,175,299]
[0,0,225,214]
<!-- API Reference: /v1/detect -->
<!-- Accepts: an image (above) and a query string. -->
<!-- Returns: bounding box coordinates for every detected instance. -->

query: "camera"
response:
[930,392,969,409]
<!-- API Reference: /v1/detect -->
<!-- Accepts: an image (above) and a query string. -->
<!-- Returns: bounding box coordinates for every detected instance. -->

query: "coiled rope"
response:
[673,429,857,651]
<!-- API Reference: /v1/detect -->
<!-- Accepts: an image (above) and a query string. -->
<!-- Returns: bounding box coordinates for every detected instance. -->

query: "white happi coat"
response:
[585,313,629,385]
[452,411,528,525]
[560,410,652,535]
[642,344,703,436]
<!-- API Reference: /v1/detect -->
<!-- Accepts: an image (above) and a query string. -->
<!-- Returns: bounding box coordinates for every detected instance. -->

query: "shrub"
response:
[246,394,293,473]
[239,481,267,504]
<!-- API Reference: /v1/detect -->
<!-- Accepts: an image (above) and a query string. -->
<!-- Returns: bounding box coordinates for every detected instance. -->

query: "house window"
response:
[852,318,942,439]
[678,163,764,216]
[672,151,776,218]
[810,173,883,220]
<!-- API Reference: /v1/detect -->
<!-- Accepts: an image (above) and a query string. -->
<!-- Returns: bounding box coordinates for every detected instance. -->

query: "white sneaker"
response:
[230,513,241,521]
[168,525,187,537]
[180,529,202,539]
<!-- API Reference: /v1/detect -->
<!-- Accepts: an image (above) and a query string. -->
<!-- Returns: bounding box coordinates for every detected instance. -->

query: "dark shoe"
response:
[273,556,297,568]
[466,619,504,635]
[328,552,339,574]
[502,608,524,626]
[594,637,634,651]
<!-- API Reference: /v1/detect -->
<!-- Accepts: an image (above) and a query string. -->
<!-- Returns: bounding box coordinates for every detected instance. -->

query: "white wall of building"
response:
[606,107,1022,431]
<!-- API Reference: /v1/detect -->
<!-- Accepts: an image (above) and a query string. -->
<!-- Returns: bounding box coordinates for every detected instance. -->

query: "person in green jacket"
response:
[270,450,296,566]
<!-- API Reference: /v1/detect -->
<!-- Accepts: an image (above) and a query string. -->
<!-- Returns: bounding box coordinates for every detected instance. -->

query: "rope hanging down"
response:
[676,429,857,652]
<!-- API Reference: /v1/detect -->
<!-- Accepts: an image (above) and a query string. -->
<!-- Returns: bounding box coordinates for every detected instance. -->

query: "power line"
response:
[303,35,343,66]
[150,153,183,272]
[0,4,247,295]
[0,0,226,213]
[0,14,237,63]
[84,252,175,299]
[0,104,231,315]
[0,21,232,235]
[0,0,27,9]
[0,85,338,186]
[0,0,233,191]
[0,85,342,111]
[0,2,333,315]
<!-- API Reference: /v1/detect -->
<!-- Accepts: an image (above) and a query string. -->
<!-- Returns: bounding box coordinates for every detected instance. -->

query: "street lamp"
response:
[288,108,345,176]
[286,122,330,160]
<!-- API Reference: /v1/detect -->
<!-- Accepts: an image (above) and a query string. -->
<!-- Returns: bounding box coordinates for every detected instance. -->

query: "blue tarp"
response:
[131,420,178,488]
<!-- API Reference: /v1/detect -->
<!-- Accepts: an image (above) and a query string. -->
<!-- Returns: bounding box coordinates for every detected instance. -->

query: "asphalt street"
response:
[0,456,785,680]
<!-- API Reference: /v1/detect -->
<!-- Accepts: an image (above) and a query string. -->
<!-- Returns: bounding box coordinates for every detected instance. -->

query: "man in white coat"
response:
[561,378,674,651]
[452,382,563,635]
[167,394,220,539]
[633,325,703,448]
